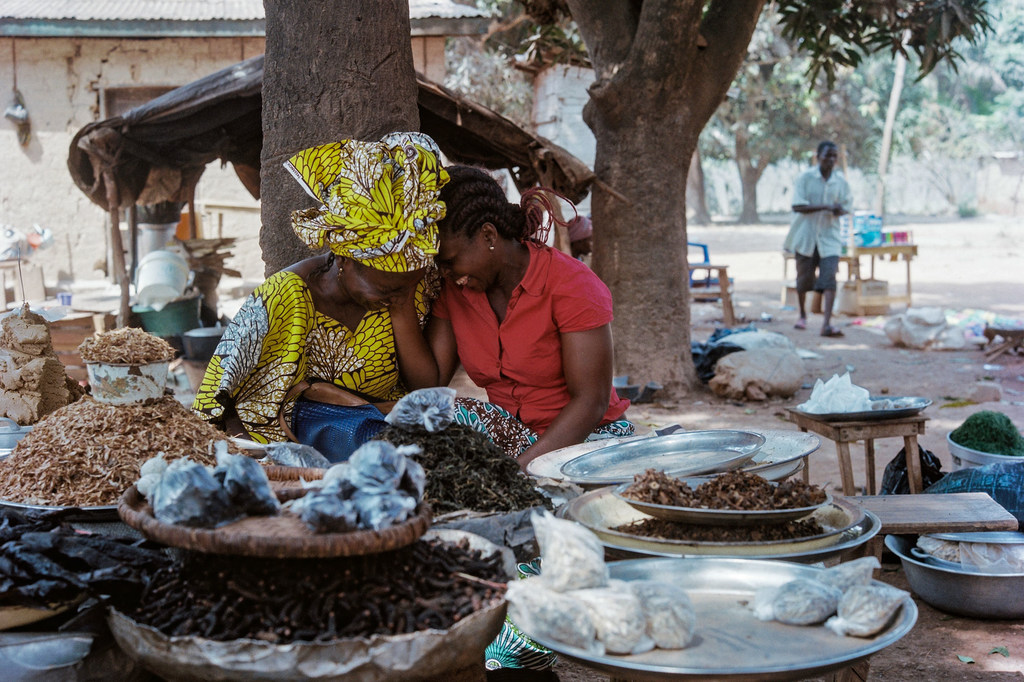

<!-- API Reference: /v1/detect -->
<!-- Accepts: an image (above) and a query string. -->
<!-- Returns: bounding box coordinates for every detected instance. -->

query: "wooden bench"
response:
[688,263,735,326]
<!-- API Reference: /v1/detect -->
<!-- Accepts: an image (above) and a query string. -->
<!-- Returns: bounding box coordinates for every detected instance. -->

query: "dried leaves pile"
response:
[78,327,176,364]
[622,469,827,510]
[0,397,235,507]
[615,517,826,543]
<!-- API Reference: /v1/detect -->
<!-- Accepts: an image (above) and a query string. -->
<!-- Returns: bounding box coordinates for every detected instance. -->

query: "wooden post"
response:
[103,170,131,326]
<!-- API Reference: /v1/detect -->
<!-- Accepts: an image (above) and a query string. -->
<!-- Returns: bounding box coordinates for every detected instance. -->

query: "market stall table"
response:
[785,409,928,496]
[687,263,735,326]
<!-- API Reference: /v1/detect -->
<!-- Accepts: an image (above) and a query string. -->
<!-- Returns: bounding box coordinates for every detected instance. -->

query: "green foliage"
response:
[444,36,535,128]
[776,0,994,86]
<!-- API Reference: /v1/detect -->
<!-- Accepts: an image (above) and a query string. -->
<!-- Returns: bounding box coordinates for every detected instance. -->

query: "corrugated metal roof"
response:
[0,0,485,22]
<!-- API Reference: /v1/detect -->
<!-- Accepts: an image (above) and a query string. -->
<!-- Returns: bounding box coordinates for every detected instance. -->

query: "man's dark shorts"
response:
[795,250,839,292]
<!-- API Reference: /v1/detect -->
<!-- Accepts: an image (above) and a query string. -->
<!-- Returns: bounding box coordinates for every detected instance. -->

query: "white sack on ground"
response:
[709,348,805,401]
[884,307,967,350]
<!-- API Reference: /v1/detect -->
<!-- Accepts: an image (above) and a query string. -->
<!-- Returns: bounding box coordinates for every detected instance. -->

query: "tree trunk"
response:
[570,0,764,397]
[261,0,420,275]
[735,131,762,224]
[687,150,712,226]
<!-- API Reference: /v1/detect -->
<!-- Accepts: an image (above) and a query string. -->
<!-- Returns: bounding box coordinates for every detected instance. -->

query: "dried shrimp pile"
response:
[0,397,237,507]
[622,469,827,510]
[78,327,176,364]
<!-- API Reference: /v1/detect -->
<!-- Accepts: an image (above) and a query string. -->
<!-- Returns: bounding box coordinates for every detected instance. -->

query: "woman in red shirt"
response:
[421,165,632,471]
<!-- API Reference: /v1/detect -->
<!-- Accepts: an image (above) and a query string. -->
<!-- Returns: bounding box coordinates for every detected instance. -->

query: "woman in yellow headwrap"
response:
[192,132,448,455]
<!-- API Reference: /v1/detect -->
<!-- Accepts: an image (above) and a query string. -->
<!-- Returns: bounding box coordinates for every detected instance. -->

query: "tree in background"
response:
[515,0,990,396]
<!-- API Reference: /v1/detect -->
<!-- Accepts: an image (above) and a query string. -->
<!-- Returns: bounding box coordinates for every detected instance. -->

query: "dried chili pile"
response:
[375,424,548,514]
[0,396,236,507]
[614,517,825,542]
[622,469,826,510]
[78,327,176,364]
[0,509,171,609]
[125,538,506,642]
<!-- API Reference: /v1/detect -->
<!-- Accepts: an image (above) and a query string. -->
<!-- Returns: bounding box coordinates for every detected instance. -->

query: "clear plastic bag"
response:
[385,387,457,433]
[505,579,602,655]
[352,490,417,530]
[136,452,168,499]
[293,486,359,533]
[825,584,910,637]
[959,542,1024,573]
[572,580,655,654]
[818,556,880,593]
[629,580,697,649]
[261,441,331,469]
[753,578,842,625]
[347,441,416,493]
[531,509,608,592]
[213,446,280,516]
[150,459,235,528]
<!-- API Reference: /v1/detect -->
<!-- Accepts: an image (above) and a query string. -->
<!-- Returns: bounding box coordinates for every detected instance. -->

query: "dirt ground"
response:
[548,215,1024,681]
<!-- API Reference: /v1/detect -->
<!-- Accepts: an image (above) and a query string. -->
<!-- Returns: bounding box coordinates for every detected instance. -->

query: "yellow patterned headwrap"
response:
[283,132,448,273]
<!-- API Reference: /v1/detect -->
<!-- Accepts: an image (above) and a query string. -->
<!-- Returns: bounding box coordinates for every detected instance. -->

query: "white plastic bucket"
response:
[947,432,1024,470]
[86,361,169,405]
[135,250,189,309]
[138,222,179,261]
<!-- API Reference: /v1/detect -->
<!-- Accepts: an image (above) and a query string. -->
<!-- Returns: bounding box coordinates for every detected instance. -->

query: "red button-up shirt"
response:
[433,242,630,433]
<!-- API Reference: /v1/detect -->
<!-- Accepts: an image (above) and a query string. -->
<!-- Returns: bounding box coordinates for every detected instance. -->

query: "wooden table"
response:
[846,244,918,313]
[687,263,735,326]
[847,492,1019,534]
[786,409,928,496]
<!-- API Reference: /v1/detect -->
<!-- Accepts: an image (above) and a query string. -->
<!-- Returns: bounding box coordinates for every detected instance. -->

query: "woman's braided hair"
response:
[439,165,571,244]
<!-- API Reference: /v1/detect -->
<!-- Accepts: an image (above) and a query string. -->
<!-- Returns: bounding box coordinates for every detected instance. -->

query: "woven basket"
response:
[262,465,326,482]
[118,485,431,559]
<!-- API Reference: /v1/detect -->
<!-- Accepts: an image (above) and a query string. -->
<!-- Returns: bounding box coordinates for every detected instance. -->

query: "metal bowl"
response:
[612,482,833,525]
[885,535,1024,619]
[558,430,765,487]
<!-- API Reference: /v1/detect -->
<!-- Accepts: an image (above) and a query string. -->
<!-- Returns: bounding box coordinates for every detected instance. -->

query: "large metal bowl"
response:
[885,535,1024,619]
[558,430,765,487]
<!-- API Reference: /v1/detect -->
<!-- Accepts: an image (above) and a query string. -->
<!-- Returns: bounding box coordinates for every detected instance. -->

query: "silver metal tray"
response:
[792,397,932,422]
[612,483,832,525]
[558,431,765,487]
[527,557,916,681]
[924,531,1024,544]
[526,435,654,479]
[560,487,870,558]
[886,535,1024,619]
[0,499,120,522]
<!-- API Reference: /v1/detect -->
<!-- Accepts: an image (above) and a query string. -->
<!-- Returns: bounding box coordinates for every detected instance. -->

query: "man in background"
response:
[783,141,852,337]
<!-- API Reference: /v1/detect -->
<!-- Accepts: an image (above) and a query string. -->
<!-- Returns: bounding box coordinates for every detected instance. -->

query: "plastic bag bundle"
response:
[797,373,872,414]
[261,442,331,469]
[825,584,910,637]
[385,387,457,433]
[629,580,697,649]
[352,490,418,530]
[399,457,427,500]
[531,510,608,592]
[150,459,235,528]
[292,486,359,533]
[958,541,1024,573]
[753,579,842,625]
[347,441,415,493]
[573,581,654,654]
[505,580,602,654]
[213,447,280,516]
[137,452,169,498]
[916,535,960,562]
[818,557,880,593]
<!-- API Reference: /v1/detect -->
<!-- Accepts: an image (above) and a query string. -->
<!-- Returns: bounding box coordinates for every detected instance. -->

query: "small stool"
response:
[688,263,735,326]
[786,409,928,496]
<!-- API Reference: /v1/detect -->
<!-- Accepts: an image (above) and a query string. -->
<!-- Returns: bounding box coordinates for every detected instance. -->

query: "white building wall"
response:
[0,36,265,289]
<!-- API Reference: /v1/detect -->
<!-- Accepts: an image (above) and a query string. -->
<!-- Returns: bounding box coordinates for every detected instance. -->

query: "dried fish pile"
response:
[78,327,176,364]
[0,509,171,609]
[0,397,235,507]
[375,424,548,514]
[614,517,825,542]
[125,538,506,642]
[623,469,826,510]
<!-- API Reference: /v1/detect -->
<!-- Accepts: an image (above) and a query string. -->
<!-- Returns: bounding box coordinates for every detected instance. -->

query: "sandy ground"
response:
[546,215,1024,681]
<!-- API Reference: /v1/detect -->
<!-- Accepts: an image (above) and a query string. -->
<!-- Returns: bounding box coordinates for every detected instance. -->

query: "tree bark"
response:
[261,0,420,275]
[735,130,768,224]
[568,0,764,396]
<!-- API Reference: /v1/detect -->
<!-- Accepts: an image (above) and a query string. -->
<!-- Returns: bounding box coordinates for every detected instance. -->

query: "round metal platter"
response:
[558,431,765,487]
[559,487,868,558]
[742,430,820,480]
[525,435,654,480]
[612,483,833,526]
[924,531,1024,544]
[792,396,931,422]
[527,556,916,681]
[0,498,120,522]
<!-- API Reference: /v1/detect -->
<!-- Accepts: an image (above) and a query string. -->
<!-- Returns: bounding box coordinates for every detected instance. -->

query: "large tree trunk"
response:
[261,0,420,275]
[735,130,767,224]
[569,0,764,397]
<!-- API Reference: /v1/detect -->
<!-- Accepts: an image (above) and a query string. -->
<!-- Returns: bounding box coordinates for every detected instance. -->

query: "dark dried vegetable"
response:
[614,517,825,542]
[623,469,826,510]
[125,538,506,642]
[0,509,172,609]
[375,424,549,514]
